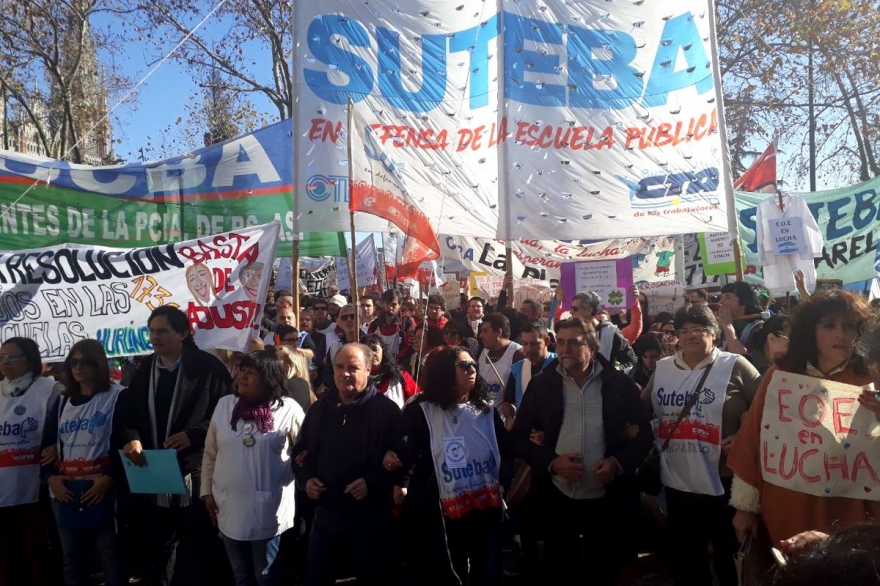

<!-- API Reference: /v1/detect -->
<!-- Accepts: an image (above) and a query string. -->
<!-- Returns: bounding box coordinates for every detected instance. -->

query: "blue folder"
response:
[118,449,187,494]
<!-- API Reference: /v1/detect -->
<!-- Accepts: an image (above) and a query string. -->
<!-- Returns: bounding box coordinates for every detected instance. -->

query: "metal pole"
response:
[808,48,817,191]
[346,98,360,333]
[292,239,300,312]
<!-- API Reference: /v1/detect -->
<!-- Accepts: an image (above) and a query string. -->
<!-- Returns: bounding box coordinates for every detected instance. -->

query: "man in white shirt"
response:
[478,313,525,418]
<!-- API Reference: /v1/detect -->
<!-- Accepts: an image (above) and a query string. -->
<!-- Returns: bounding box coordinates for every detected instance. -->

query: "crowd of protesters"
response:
[2,278,880,586]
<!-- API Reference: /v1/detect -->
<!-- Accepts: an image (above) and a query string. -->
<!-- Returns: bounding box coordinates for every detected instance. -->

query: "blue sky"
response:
[93,10,276,162]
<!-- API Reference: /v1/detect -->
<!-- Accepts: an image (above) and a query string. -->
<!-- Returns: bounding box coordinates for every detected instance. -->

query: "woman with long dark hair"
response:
[43,339,126,586]
[629,332,675,389]
[729,291,880,555]
[442,320,480,360]
[398,346,510,585]
[744,314,790,377]
[0,337,63,585]
[201,347,305,586]
[363,334,419,409]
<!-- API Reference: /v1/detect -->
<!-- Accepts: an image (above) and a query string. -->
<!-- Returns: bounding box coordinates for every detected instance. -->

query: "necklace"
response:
[450,404,466,424]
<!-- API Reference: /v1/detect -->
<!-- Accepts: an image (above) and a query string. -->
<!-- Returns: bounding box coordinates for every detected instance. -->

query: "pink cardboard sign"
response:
[560,259,633,310]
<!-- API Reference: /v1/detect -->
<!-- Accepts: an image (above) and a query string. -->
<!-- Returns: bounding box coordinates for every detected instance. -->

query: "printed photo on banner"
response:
[0,222,281,359]
[760,371,880,501]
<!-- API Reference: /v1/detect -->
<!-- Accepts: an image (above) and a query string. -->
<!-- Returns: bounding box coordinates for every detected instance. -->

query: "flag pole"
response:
[290,6,302,314]
[347,97,361,334]
[707,1,744,283]
[292,239,300,313]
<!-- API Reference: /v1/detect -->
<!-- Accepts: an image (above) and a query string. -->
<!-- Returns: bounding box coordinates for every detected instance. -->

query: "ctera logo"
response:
[0,417,39,439]
[616,168,720,209]
[306,175,349,203]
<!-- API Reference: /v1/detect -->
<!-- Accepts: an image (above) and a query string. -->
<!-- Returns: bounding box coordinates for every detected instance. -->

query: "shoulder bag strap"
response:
[660,360,715,451]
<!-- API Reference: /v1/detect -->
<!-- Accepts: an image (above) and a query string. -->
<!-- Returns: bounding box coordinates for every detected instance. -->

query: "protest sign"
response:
[298,259,338,298]
[639,280,686,316]
[560,259,633,310]
[760,370,880,501]
[295,0,735,241]
[513,279,554,307]
[472,276,507,301]
[697,232,740,276]
[0,223,280,360]
[0,132,345,257]
[439,281,461,309]
[686,177,880,287]
[337,236,378,290]
[768,217,806,255]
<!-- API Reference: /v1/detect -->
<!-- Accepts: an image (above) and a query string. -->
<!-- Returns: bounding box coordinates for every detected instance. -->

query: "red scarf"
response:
[230,395,274,434]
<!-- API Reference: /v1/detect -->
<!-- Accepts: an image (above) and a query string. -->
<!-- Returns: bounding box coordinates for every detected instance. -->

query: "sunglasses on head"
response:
[455,360,477,372]
[67,357,98,369]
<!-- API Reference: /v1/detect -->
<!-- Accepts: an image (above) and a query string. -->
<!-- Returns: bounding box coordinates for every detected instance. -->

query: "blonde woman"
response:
[276,345,315,413]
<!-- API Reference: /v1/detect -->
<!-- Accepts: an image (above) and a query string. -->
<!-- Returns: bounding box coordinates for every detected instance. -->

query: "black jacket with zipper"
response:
[511,355,652,490]
[118,345,233,476]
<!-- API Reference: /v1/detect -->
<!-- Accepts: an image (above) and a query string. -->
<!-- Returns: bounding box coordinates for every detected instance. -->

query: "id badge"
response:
[444,436,467,469]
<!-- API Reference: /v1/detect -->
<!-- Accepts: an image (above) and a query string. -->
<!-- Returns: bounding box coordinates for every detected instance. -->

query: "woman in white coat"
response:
[201,347,305,586]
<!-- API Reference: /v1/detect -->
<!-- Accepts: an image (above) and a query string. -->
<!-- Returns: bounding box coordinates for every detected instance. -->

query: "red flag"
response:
[348,105,440,279]
[734,142,777,193]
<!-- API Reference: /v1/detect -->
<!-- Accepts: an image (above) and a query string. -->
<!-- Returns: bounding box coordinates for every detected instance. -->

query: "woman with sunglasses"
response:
[0,337,63,585]
[397,346,511,585]
[363,334,419,409]
[201,347,305,586]
[729,291,880,559]
[640,305,762,586]
[43,339,126,586]
[441,320,480,361]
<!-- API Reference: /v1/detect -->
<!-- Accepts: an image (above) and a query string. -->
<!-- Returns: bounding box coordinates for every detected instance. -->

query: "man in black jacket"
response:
[118,306,233,586]
[511,317,652,585]
[293,343,406,586]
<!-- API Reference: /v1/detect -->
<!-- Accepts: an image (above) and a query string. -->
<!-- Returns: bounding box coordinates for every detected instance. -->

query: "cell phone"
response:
[771,547,788,568]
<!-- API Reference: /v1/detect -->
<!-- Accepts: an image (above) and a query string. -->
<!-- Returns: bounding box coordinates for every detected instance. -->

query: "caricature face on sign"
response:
[186,263,214,305]
[239,262,264,302]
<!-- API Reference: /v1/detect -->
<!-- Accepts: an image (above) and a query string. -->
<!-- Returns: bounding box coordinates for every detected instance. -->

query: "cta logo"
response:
[306,175,349,203]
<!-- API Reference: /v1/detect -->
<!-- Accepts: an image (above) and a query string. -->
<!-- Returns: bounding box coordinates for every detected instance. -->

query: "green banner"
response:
[0,121,345,257]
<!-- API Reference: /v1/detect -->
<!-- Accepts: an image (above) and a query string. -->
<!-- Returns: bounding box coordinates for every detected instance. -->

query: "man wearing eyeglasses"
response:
[569,291,637,368]
[425,294,449,330]
[311,299,340,351]
[321,305,362,391]
[251,307,317,359]
[511,317,652,585]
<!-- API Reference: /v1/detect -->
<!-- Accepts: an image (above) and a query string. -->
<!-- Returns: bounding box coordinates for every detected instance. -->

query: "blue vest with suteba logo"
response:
[511,353,557,407]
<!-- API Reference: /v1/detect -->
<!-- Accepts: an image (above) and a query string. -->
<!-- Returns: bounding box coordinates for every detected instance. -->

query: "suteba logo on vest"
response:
[441,453,498,483]
[58,411,109,435]
[0,417,38,439]
[655,387,717,414]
